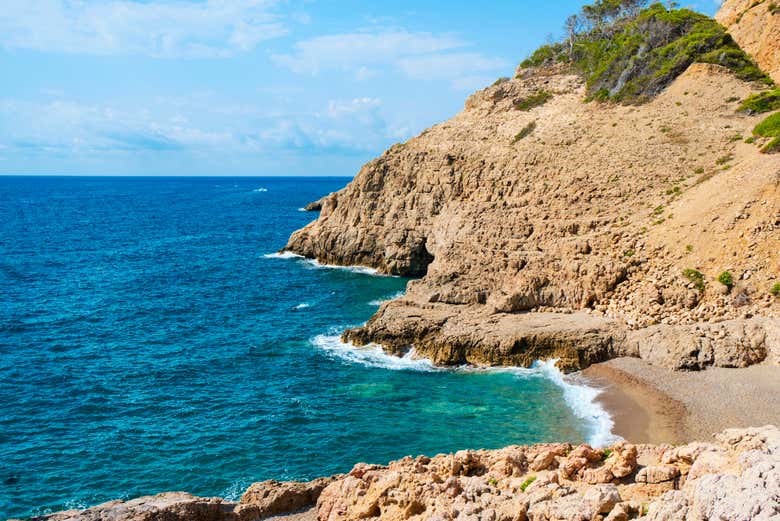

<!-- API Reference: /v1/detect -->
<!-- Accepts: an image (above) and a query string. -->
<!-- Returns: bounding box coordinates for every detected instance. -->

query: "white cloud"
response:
[0,94,399,156]
[0,98,235,152]
[272,28,510,88]
[271,29,465,75]
[326,97,381,118]
[398,53,508,81]
[260,96,393,152]
[0,0,287,58]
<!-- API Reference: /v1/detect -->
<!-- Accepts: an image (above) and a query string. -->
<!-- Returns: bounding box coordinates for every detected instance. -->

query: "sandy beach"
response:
[583,357,780,445]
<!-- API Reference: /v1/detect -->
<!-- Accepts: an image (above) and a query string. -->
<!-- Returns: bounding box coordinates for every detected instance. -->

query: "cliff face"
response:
[717,0,780,84]
[286,60,780,370]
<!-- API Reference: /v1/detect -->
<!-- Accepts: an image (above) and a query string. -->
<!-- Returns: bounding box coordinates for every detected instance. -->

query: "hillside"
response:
[285,3,780,372]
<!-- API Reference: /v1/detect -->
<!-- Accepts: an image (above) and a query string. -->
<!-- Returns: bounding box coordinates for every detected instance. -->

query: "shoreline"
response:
[580,361,688,445]
[582,357,780,445]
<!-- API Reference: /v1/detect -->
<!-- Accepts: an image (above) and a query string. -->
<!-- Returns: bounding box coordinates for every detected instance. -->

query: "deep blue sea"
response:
[0,177,613,519]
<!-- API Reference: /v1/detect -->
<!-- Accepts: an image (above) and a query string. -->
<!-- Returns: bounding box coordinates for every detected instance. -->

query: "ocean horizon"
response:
[0,176,613,519]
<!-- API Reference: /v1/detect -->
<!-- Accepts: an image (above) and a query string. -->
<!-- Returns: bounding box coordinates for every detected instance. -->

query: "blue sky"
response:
[0,0,719,176]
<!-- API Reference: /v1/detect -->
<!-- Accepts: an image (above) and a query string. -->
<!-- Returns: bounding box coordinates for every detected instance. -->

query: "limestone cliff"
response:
[285,59,779,369]
[717,0,780,84]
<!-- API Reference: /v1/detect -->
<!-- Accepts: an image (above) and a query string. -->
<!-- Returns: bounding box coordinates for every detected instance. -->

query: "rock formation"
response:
[30,426,780,521]
[317,425,780,521]
[21,478,337,521]
[717,0,780,84]
[285,6,780,372]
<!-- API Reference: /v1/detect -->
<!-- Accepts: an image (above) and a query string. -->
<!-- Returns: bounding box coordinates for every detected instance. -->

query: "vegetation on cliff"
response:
[738,88,780,113]
[520,0,772,102]
[753,111,780,152]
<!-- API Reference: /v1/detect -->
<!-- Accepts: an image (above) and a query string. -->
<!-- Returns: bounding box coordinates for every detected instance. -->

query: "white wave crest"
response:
[253,187,268,192]
[368,291,405,306]
[262,252,390,276]
[311,334,438,372]
[263,251,303,260]
[311,330,617,447]
[302,259,382,276]
[450,362,618,447]
[531,360,619,448]
[294,303,310,310]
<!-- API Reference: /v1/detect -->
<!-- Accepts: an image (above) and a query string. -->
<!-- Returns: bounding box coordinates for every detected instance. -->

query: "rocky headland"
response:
[286,3,780,374]
[22,0,780,520]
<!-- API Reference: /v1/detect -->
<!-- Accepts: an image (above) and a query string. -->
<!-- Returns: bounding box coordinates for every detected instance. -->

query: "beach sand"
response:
[582,357,780,445]
[269,508,317,521]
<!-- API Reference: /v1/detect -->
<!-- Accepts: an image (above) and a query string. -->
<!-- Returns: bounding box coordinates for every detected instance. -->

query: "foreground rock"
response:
[32,427,779,521]
[317,426,780,521]
[23,478,335,521]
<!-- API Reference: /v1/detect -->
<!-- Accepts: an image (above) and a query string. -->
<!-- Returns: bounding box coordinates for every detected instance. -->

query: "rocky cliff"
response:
[286,6,780,372]
[716,0,780,84]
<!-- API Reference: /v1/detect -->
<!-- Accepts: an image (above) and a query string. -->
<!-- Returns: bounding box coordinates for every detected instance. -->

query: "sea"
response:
[0,176,614,519]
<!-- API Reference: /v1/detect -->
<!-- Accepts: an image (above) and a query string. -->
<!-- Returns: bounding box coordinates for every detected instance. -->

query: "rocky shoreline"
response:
[24,425,780,521]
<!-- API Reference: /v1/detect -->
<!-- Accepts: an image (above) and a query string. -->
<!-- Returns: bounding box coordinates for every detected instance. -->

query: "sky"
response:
[0,0,719,176]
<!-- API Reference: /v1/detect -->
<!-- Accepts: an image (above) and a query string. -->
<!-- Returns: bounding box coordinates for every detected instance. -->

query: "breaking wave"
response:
[311,334,438,373]
[263,251,390,276]
[310,333,618,447]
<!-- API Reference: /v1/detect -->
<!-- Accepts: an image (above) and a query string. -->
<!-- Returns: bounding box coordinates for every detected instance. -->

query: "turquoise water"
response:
[0,177,611,519]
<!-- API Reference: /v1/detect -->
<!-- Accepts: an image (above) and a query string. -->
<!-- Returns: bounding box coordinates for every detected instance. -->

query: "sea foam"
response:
[311,334,438,372]
[530,360,619,448]
[310,333,618,447]
[263,251,390,276]
[263,251,303,260]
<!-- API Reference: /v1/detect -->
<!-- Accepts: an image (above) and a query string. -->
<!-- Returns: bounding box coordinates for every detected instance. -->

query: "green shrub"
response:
[602,448,613,460]
[738,89,780,114]
[515,91,553,111]
[520,475,537,492]
[718,271,734,287]
[771,283,780,297]
[754,112,780,153]
[520,44,568,68]
[512,121,537,143]
[685,244,693,252]
[683,268,705,291]
[520,2,772,104]
[770,3,780,14]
